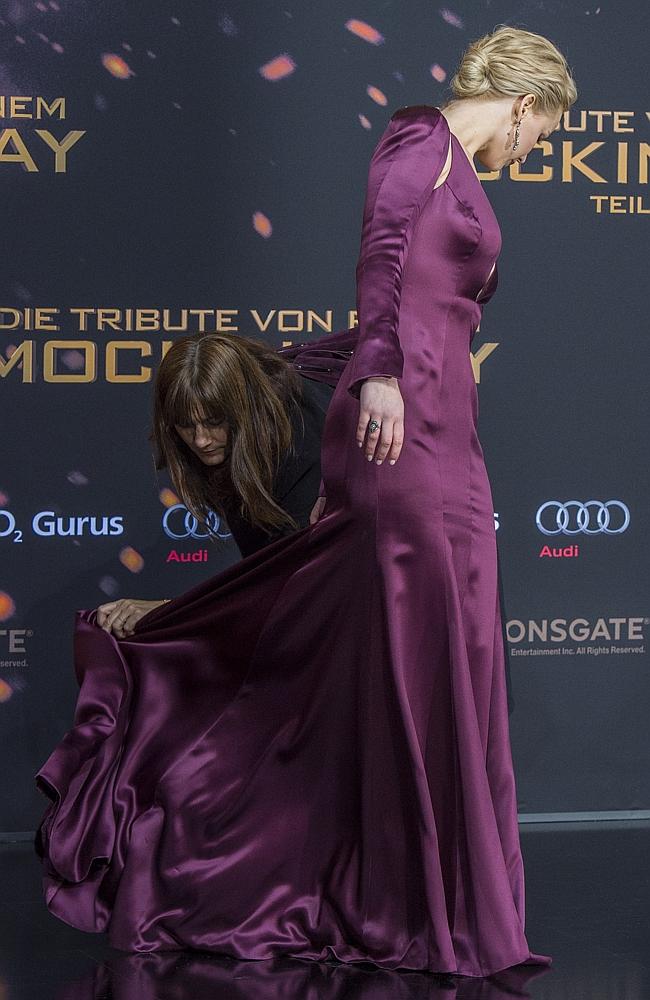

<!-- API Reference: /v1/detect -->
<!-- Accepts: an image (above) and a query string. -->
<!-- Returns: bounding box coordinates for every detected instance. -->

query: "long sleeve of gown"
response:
[347,106,451,399]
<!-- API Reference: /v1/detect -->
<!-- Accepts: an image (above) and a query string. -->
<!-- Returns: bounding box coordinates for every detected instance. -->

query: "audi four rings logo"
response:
[536,500,630,536]
[162,504,231,540]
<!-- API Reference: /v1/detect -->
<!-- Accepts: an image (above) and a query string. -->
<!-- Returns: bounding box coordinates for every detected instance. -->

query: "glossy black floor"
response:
[1,819,648,999]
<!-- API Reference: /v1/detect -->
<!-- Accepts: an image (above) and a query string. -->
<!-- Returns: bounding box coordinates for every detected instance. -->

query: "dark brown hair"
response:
[150,333,304,536]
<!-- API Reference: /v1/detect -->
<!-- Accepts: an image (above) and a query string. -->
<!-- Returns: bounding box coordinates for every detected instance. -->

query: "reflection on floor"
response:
[1,820,648,999]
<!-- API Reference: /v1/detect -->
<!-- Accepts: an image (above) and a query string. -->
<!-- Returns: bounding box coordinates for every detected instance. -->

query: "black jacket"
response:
[222,375,335,558]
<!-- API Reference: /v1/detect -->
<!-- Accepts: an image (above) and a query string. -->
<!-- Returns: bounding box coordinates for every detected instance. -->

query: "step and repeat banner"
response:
[1,0,648,831]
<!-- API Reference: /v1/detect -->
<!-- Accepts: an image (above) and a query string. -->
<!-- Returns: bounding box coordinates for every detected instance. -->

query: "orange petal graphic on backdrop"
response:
[119,546,144,573]
[253,211,272,238]
[259,55,296,81]
[440,8,463,28]
[6,345,23,370]
[101,53,135,79]
[430,63,447,82]
[366,85,387,106]
[358,114,372,130]
[0,592,16,622]
[345,19,384,45]
[0,679,13,703]
[61,350,86,371]
[159,488,181,508]
[67,471,89,486]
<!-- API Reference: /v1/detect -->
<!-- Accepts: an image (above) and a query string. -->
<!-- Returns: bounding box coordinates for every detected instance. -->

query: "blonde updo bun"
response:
[449,25,577,116]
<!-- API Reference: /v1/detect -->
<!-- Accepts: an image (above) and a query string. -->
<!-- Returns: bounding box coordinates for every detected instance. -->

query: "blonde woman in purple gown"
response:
[35,26,576,978]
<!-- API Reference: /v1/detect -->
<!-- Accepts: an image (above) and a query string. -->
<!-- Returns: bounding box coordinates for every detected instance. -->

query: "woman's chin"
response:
[200,451,227,465]
[476,154,501,172]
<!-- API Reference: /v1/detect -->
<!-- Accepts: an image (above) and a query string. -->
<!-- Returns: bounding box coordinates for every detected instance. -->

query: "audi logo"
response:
[536,500,630,536]
[162,504,231,540]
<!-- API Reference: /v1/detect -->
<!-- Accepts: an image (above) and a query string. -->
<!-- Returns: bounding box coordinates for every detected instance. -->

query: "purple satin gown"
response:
[34,106,552,978]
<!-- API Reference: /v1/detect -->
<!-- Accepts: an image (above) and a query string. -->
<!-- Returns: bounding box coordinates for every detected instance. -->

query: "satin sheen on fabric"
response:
[34,106,552,978]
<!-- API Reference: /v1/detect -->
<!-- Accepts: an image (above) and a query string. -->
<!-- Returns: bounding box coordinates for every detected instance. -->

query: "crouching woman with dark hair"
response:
[96,328,356,638]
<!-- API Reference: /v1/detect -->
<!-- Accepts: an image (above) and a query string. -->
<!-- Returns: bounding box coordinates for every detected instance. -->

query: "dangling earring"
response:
[512,116,522,152]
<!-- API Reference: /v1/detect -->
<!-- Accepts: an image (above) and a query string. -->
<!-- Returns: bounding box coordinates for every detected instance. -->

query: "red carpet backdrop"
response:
[0,0,648,831]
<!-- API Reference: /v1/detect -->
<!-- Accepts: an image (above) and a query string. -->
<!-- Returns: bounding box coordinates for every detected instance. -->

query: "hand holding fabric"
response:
[95,598,170,637]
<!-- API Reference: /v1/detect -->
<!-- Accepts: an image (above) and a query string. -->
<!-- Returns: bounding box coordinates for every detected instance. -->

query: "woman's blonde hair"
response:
[449,25,577,115]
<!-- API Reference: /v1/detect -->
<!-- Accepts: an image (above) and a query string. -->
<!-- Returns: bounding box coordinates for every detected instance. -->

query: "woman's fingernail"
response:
[376,460,382,465]
[367,454,372,461]
[357,441,363,448]
[389,459,396,465]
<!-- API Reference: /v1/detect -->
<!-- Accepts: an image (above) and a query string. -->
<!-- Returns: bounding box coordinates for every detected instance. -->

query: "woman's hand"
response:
[309,496,326,524]
[357,376,404,464]
[95,598,169,638]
